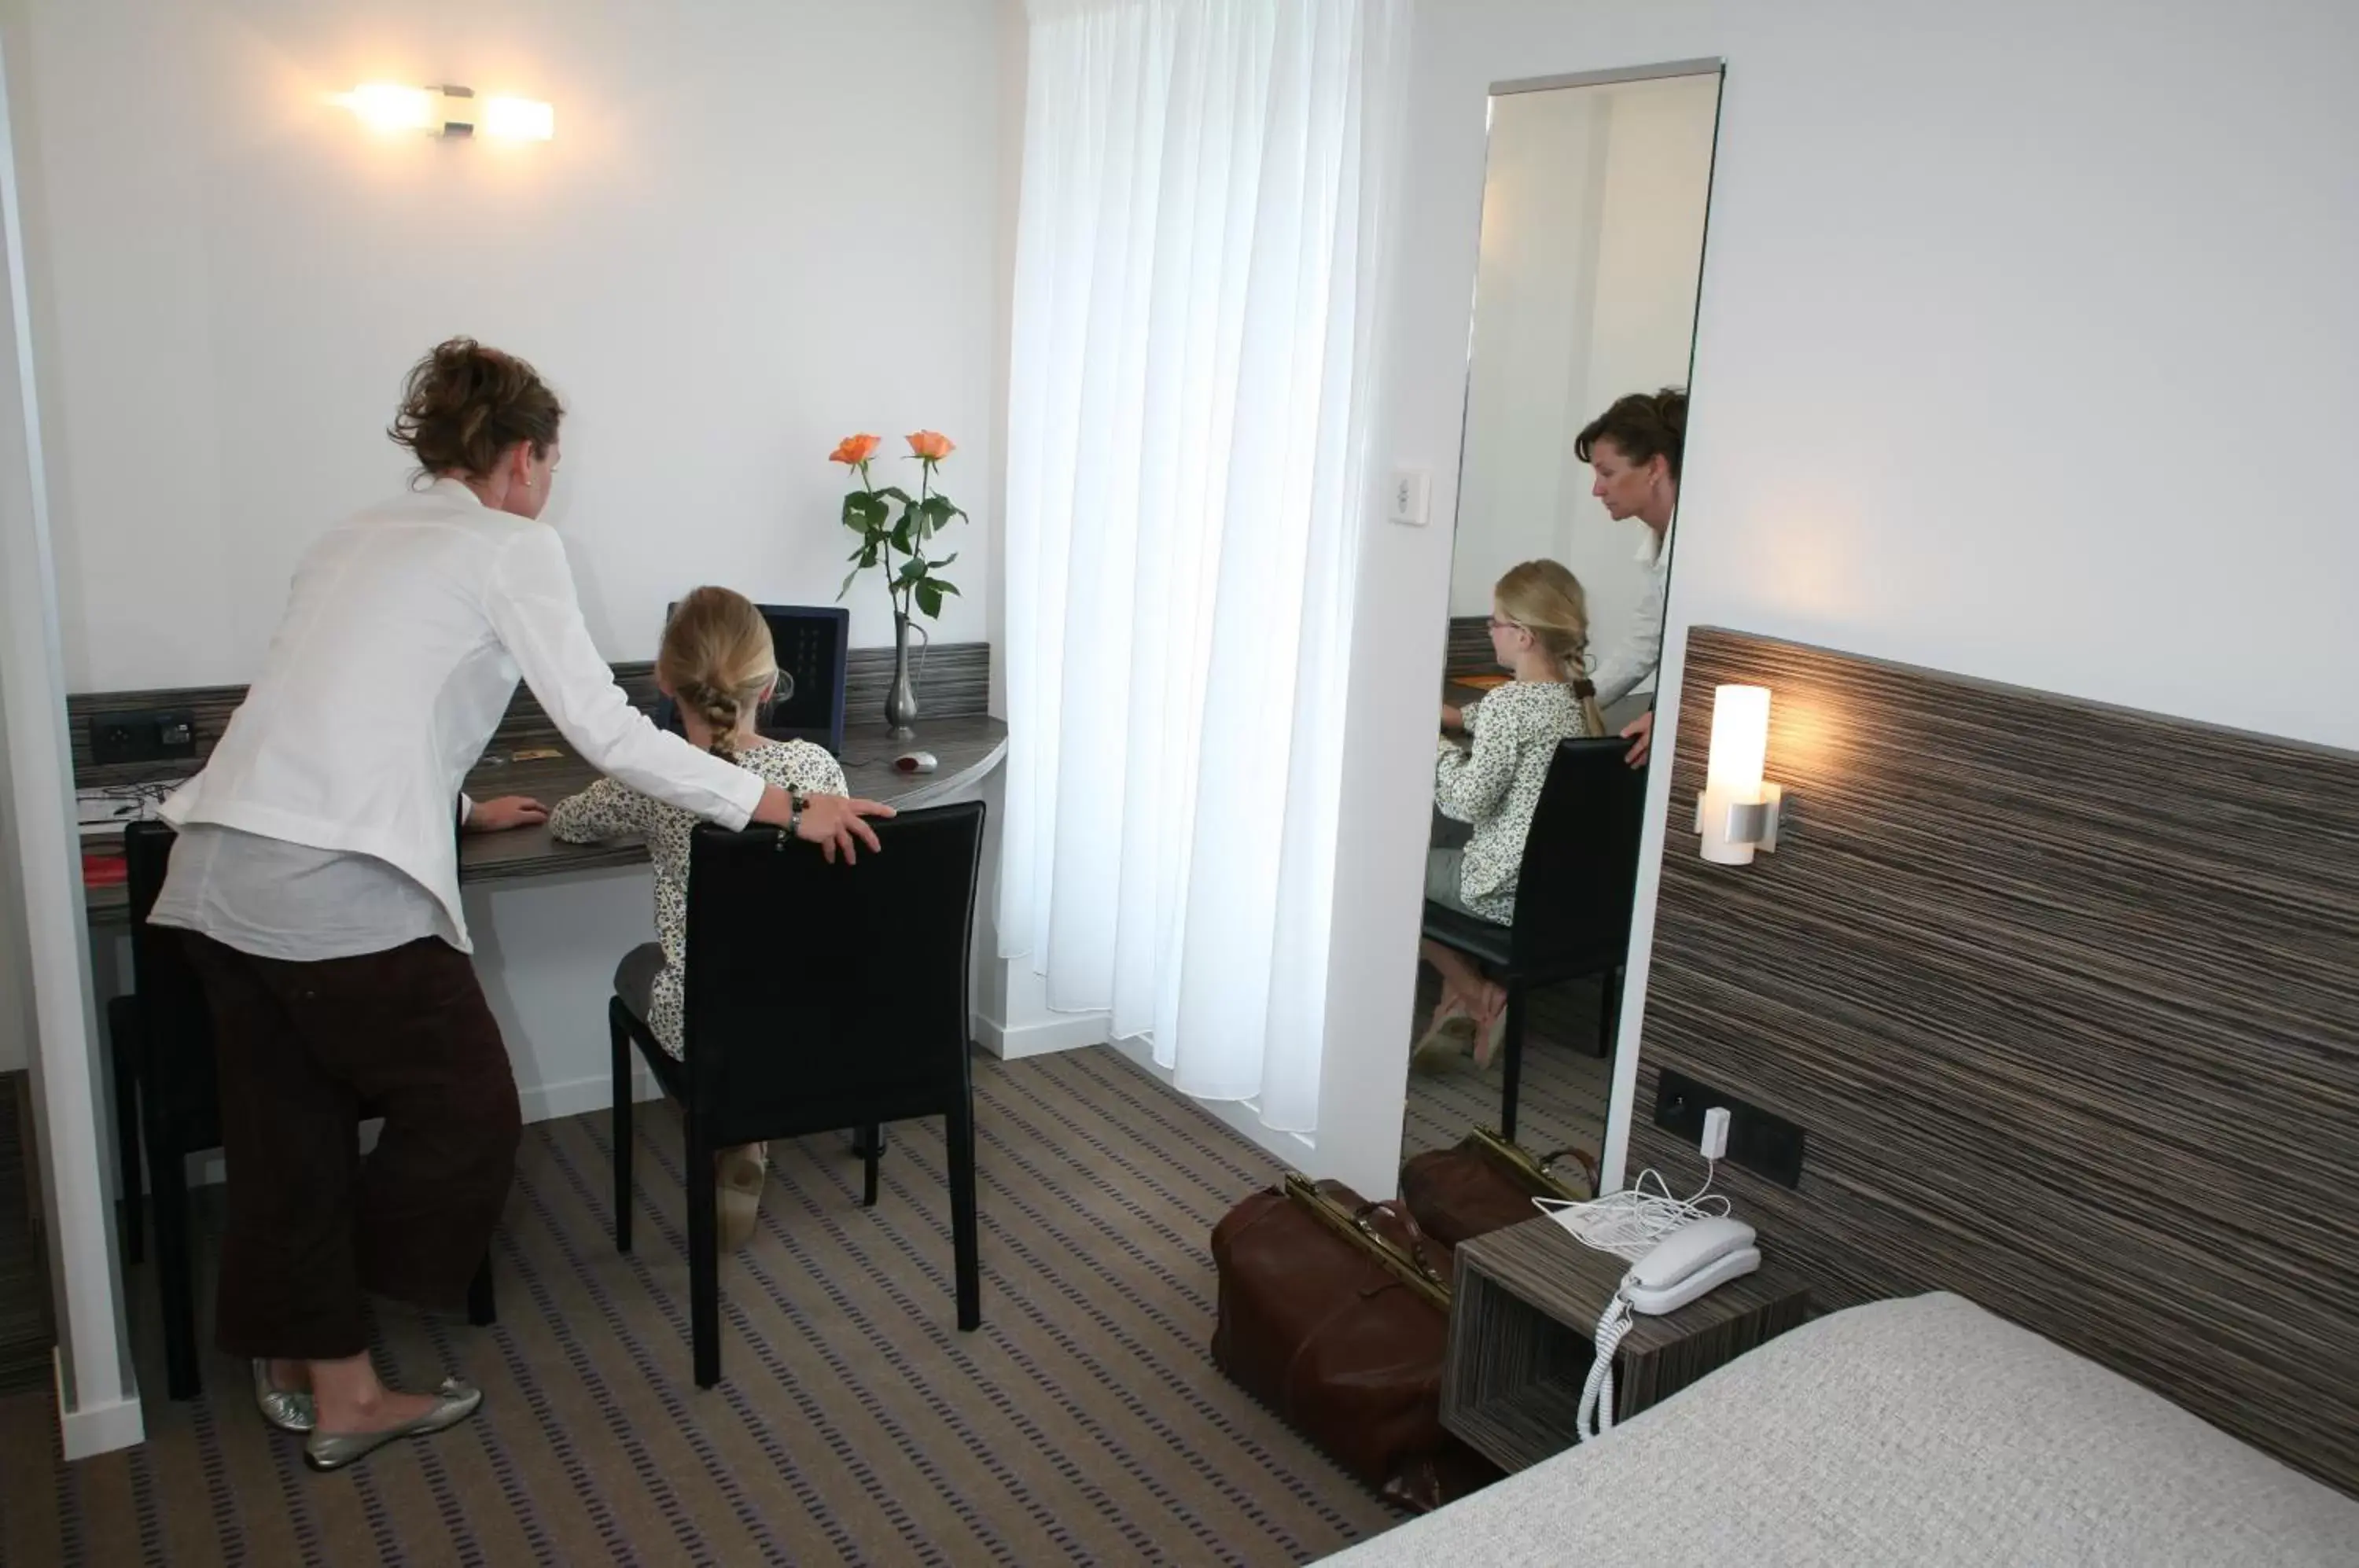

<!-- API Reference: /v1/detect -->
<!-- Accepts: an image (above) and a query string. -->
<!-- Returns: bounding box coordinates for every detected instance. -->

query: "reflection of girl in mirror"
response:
[1420,561,1607,1070]
[1577,388,1686,767]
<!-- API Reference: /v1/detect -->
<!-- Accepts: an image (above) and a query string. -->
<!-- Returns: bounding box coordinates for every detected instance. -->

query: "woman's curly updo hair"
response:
[388,337,565,480]
[1574,387,1687,484]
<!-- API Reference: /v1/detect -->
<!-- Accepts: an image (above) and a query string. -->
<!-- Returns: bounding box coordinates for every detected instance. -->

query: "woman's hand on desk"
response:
[753,785,896,863]
[466,796,550,833]
[1620,710,1653,767]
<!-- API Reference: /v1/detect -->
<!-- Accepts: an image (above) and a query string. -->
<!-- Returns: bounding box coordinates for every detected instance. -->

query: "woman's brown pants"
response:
[182,933,522,1360]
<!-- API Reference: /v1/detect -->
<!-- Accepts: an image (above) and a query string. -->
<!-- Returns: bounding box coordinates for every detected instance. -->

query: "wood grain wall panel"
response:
[1631,627,2359,1496]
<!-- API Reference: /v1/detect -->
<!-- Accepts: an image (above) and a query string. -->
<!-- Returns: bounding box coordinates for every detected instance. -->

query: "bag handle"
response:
[1540,1144,1601,1197]
[1352,1198,1447,1289]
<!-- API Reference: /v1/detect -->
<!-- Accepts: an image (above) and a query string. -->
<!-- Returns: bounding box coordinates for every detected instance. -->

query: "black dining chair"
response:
[608,801,987,1389]
[1421,737,1649,1143]
[121,821,496,1399]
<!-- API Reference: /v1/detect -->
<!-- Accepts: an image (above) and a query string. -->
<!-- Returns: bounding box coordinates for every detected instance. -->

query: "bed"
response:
[1325,1291,2359,1566]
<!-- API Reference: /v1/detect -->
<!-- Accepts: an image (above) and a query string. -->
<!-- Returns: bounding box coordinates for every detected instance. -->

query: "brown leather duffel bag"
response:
[1399,1128,1598,1253]
[1209,1173,1498,1513]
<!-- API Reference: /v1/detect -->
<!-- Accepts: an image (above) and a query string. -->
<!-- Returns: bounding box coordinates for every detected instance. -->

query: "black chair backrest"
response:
[680,802,984,1141]
[123,820,223,1148]
[1511,737,1650,971]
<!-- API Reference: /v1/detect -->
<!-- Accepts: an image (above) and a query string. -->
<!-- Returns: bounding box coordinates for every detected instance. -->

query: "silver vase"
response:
[885,611,922,737]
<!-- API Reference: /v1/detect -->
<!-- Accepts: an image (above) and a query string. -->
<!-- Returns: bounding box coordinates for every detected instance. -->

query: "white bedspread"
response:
[1323,1293,2359,1566]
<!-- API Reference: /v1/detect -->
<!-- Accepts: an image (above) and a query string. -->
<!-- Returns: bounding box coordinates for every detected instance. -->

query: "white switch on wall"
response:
[1387,468,1430,527]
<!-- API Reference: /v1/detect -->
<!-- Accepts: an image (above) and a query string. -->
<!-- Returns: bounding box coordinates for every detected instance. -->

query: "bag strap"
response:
[1280,1172,1450,1309]
[1540,1144,1601,1198]
[1352,1198,1448,1292]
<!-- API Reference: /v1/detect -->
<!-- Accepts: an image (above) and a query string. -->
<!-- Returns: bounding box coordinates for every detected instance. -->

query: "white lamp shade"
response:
[339,84,437,133]
[1699,684,1772,865]
[1705,685,1771,797]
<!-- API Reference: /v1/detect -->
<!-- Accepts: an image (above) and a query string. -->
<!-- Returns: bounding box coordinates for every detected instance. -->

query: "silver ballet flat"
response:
[301,1378,482,1473]
[251,1359,315,1434]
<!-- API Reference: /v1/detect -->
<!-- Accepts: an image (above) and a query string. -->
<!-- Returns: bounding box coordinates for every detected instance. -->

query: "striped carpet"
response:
[0,1047,1403,1566]
[1402,972,1614,1169]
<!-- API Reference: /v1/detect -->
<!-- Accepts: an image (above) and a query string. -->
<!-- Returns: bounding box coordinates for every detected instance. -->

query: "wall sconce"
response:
[333,84,554,142]
[1695,684,1783,864]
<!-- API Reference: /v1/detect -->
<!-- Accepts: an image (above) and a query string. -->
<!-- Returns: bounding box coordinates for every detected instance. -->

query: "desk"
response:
[79,715,1008,925]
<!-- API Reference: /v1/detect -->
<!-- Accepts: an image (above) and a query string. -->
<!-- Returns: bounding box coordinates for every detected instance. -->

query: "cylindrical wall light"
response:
[333,84,554,142]
[1695,683,1783,864]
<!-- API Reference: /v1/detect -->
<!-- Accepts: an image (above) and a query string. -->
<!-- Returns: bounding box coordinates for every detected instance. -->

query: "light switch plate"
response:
[1386,468,1430,527]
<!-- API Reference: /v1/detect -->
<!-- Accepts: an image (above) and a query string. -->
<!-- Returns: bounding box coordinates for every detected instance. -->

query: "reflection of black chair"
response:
[1421,738,1648,1143]
[122,822,495,1399]
[607,804,986,1389]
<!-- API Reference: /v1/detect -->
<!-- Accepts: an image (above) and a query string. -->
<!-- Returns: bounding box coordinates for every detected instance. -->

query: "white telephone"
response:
[1622,1216,1759,1314]
[1576,1216,1760,1441]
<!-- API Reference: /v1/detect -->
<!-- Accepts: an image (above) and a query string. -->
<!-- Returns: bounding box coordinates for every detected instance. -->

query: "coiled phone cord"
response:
[1577,1287,1636,1442]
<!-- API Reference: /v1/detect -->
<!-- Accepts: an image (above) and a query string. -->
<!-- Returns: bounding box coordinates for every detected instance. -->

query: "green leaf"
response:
[874,485,915,505]
[929,552,960,571]
[932,578,961,598]
[896,557,928,587]
[919,494,959,521]
[837,565,862,599]
[890,517,915,554]
[914,580,943,619]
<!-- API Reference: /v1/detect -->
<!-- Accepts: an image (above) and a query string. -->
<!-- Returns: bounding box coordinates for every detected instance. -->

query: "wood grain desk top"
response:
[82,715,1007,925]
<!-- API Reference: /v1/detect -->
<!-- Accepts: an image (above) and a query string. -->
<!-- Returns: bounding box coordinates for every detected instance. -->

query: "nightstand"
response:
[1441,1216,1810,1472]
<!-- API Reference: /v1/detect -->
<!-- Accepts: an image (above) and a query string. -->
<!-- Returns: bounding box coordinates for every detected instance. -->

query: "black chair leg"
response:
[945,1095,981,1333]
[857,1123,883,1209]
[609,1001,634,1255]
[686,1117,721,1389]
[466,1253,496,1325]
[149,1138,200,1400]
[1595,966,1623,1058]
[108,999,143,1267]
[1499,985,1528,1146]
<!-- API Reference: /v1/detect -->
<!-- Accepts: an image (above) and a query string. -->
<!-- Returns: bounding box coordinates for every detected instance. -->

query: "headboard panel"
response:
[1633,627,2359,1495]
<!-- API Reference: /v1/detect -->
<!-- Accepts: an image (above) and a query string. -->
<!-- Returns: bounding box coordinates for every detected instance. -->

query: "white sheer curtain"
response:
[999,0,1404,1132]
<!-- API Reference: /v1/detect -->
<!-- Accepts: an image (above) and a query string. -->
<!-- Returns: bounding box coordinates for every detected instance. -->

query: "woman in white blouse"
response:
[1574,388,1685,767]
[150,339,891,1470]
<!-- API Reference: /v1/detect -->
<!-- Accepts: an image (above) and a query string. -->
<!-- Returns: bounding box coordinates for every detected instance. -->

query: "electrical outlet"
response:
[90,709,197,766]
[1386,468,1430,526]
[1653,1067,1807,1188]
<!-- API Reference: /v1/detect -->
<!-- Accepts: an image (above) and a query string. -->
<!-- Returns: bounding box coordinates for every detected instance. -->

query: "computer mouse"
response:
[893,750,939,775]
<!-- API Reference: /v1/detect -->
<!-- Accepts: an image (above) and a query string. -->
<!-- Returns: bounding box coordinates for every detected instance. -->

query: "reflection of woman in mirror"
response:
[1421,561,1607,1070]
[1575,388,1687,766]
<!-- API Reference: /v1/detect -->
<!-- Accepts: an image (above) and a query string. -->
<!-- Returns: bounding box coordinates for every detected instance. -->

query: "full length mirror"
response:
[1400,66,1722,1190]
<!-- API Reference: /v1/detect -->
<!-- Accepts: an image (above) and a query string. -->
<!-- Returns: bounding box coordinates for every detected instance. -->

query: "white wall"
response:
[1321,0,2359,1197]
[0,672,31,1075]
[0,8,139,1454]
[9,0,1008,693]
[1450,73,1715,653]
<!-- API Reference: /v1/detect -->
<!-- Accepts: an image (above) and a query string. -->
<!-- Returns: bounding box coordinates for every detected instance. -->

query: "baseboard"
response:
[1102,1035,1316,1169]
[54,1353,143,1458]
[520,1069,664,1125]
[973,1009,1110,1061]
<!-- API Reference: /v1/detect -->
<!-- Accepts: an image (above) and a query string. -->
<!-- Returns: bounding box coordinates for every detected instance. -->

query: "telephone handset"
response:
[1576,1216,1762,1441]
[1622,1216,1759,1315]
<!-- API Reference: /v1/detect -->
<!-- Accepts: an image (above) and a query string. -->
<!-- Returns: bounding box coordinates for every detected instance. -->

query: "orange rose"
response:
[830,433,881,465]
[906,430,955,462]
